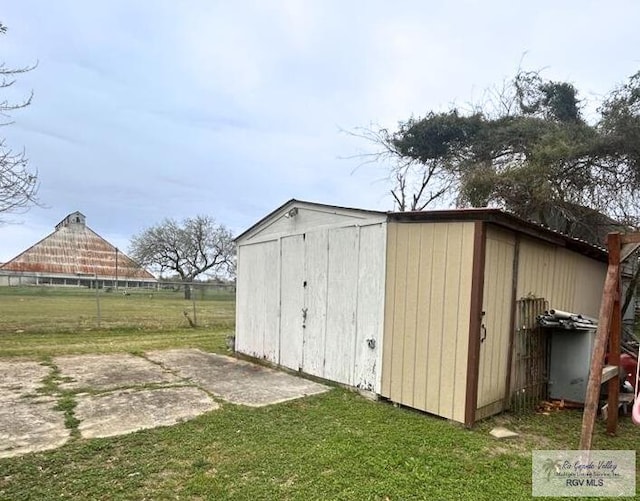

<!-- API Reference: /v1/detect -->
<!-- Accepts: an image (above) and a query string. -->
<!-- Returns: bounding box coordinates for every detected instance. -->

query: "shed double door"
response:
[278,230,360,383]
[278,227,380,389]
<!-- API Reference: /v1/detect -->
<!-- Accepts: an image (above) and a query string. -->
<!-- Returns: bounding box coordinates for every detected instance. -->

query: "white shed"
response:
[234,199,388,392]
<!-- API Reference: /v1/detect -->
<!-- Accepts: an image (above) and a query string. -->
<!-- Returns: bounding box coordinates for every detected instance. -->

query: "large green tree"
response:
[0,22,38,219]
[364,69,640,245]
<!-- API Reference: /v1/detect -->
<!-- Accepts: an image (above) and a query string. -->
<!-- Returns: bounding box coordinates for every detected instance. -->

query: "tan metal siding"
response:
[571,253,608,315]
[381,223,397,398]
[426,224,447,414]
[387,224,409,402]
[517,238,605,317]
[381,221,475,423]
[476,227,515,418]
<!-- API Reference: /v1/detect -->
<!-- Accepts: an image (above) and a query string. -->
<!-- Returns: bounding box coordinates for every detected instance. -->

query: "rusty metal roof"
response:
[0,213,156,281]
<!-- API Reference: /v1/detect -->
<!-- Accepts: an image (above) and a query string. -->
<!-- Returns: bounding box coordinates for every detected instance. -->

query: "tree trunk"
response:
[183,282,191,300]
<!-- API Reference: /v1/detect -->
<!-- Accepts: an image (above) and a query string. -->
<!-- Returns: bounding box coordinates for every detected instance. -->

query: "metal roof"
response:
[0,212,156,280]
[236,199,608,261]
[387,207,608,261]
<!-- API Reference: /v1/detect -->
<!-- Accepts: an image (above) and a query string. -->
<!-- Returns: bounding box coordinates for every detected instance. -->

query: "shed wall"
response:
[517,237,606,317]
[381,221,475,423]
[235,239,280,361]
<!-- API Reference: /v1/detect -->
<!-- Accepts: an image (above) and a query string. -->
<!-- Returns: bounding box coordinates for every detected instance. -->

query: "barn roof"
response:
[0,212,156,280]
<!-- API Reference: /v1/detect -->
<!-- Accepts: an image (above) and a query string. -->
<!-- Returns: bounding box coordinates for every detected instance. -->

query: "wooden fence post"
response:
[579,233,620,450]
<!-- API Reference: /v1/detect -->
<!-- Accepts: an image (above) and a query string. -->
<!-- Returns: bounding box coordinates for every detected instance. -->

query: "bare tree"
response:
[129,215,235,299]
[346,125,455,211]
[0,22,38,218]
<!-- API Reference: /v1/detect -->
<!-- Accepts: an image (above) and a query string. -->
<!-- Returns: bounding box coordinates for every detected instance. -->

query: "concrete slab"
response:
[0,397,69,458]
[55,353,179,391]
[76,386,219,439]
[146,349,330,406]
[490,426,520,439]
[0,360,51,399]
[0,349,329,458]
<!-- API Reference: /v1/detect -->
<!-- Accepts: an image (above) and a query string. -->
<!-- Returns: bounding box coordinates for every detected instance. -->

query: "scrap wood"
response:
[536,399,584,415]
[536,400,565,414]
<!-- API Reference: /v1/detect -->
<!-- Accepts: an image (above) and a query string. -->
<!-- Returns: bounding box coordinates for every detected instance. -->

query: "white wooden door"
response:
[279,235,305,370]
[323,227,360,386]
[302,230,329,378]
[269,224,385,391]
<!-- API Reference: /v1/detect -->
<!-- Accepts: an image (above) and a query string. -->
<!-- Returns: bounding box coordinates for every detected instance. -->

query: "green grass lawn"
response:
[0,286,235,335]
[0,288,638,500]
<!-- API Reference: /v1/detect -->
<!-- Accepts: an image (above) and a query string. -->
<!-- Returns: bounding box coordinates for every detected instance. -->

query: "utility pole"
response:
[95,273,101,328]
[115,247,119,291]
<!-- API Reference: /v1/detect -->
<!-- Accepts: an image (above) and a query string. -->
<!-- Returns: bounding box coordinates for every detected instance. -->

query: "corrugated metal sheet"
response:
[517,237,605,317]
[0,213,155,281]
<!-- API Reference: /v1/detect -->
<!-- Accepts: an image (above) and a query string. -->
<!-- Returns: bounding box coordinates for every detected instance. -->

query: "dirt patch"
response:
[146,349,330,406]
[55,353,179,391]
[76,386,219,439]
[482,415,554,457]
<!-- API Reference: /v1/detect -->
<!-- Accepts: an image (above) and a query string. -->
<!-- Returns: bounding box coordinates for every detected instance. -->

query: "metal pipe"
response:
[549,309,573,319]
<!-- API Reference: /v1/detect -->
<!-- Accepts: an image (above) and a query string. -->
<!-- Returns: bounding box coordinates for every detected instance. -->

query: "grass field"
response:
[0,287,639,500]
[0,286,235,336]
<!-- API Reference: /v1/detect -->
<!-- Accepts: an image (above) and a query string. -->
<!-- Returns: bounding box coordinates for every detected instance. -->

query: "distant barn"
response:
[0,211,156,288]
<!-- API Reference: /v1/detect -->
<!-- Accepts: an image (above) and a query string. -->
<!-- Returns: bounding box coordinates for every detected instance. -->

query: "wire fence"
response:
[0,272,236,333]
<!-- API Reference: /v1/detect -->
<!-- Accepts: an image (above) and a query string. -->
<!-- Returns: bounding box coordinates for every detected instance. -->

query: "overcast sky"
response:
[1,1,639,262]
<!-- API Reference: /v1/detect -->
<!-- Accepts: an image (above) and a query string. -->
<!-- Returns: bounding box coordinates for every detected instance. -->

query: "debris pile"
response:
[537,309,597,330]
[536,400,565,415]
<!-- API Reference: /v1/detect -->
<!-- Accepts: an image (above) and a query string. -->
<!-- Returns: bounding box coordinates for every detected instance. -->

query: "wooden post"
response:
[579,255,619,450]
[606,233,621,435]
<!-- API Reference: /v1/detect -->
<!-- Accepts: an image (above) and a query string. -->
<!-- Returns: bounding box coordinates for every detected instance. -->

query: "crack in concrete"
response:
[1,349,329,459]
